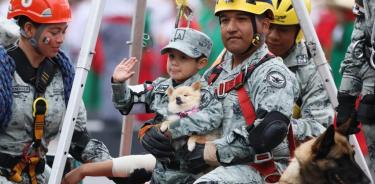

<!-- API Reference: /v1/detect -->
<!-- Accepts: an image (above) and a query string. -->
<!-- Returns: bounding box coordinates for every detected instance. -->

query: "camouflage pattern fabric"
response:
[285,42,334,141]
[339,0,375,179]
[195,44,299,183]
[112,73,223,184]
[0,17,19,47]
[161,27,213,59]
[0,55,111,183]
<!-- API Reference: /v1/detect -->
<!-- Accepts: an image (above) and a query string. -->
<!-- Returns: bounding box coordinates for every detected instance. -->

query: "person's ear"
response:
[22,22,35,38]
[259,17,271,35]
[197,57,208,69]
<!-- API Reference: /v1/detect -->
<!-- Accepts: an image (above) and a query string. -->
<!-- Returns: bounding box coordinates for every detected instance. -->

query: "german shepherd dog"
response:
[280,116,371,184]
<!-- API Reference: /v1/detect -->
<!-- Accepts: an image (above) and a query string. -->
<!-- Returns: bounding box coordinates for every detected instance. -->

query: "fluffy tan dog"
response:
[160,81,219,151]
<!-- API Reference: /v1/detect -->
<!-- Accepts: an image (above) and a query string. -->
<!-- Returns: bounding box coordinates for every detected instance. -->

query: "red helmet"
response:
[7,0,71,24]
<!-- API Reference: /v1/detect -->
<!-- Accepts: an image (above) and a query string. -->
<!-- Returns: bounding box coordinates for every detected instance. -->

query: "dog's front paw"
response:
[160,124,168,133]
[187,136,197,151]
[160,121,171,133]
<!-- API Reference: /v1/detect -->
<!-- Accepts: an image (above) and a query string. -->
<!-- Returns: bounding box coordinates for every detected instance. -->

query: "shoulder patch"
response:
[266,71,286,88]
[296,54,309,65]
[154,84,169,93]
[199,89,213,109]
[12,85,30,93]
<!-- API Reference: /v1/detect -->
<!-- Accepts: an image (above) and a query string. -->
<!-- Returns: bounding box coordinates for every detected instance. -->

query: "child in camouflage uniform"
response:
[62,27,223,184]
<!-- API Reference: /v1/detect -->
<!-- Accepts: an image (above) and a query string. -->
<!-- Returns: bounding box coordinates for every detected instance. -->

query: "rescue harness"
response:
[208,52,296,183]
[0,46,57,184]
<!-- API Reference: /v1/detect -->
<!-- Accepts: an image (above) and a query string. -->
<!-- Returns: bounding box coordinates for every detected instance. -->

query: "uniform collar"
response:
[220,44,270,73]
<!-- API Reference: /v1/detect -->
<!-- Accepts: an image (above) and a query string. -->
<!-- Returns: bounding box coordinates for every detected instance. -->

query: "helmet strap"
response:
[250,15,257,38]
[20,29,38,48]
[252,33,261,47]
[294,26,302,44]
[20,24,47,54]
[240,15,260,55]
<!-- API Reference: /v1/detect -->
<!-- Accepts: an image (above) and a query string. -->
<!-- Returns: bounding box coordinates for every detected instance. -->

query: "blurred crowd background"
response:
[0,0,355,156]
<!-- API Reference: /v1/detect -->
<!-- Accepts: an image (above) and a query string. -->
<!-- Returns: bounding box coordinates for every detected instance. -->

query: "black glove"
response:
[140,126,174,162]
[336,92,357,127]
[182,143,209,174]
[108,168,152,184]
[338,111,361,135]
[357,94,375,125]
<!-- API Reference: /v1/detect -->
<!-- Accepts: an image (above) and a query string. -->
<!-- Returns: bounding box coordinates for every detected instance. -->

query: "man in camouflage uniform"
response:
[180,0,299,183]
[336,0,375,179]
[112,27,223,183]
[266,0,334,143]
[0,0,114,183]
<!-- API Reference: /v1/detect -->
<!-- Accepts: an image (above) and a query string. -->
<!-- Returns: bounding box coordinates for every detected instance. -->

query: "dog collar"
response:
[178,106,199,118]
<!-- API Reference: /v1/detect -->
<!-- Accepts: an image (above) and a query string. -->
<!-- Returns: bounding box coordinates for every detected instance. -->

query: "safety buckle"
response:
[234,73,244,89]
[264,172,281,183]
[216,82,227,98]
[254,152,273,164]
[22,143,42,161]
[32,97,48,117]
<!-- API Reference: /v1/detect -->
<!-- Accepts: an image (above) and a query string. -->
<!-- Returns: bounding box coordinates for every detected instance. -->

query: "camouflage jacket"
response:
[112,73,223,184]
[202,44,299,164]
[112,73,223,139]
[340,0,375,95]
[285,42,334,141]
[0,48,111,182]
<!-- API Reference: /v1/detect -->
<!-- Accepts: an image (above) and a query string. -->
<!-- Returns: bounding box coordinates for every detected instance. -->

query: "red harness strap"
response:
[208,54,273,124]
[208,53,296,183]
[288,125,296,158]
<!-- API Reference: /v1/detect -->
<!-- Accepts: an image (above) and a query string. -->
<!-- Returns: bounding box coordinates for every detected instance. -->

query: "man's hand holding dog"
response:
[140,125,175,162]
[112,57,137,83]
[182,143,210,174]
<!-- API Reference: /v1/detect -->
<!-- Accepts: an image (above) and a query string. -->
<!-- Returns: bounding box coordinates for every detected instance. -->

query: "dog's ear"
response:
[192,81,201,91]
[167,86,174,96]
[336,111,360,136]
[312,125,335,160]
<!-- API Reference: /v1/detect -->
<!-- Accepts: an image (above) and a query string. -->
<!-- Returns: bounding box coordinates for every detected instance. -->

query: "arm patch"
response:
[266,71,286,88]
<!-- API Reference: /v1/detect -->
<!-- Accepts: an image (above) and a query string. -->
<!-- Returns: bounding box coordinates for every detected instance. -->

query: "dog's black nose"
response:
[176,97,183,105]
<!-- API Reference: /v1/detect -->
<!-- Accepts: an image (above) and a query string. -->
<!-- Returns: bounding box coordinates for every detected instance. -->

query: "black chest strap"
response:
[7,46,57,95]
[7,47,57,147]
[5,46,57,184]
[7,46,37,85]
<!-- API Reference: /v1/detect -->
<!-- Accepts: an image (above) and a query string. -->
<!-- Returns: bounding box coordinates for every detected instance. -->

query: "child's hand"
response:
[112,57,137,83]
[61,167,85,184]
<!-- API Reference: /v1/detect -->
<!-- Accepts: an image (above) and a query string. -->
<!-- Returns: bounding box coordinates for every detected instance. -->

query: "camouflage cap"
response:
[161,28,213,58]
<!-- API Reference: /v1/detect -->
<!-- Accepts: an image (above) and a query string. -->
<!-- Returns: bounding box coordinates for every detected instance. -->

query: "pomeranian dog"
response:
[160,81,220,151]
